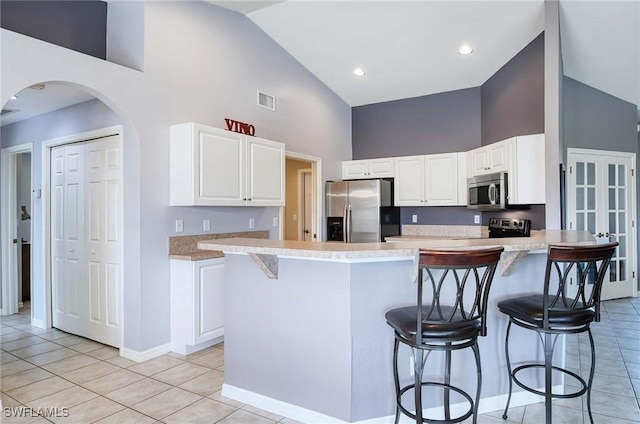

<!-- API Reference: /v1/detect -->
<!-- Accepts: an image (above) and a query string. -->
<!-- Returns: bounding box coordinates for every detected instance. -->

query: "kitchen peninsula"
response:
[198,230,594,424]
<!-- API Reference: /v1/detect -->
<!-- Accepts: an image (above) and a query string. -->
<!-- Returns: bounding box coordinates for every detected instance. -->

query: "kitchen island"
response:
[198,230,594,423]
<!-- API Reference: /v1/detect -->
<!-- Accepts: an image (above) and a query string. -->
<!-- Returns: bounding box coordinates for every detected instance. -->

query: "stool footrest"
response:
[512,363,587,399]
[397,381,473,424]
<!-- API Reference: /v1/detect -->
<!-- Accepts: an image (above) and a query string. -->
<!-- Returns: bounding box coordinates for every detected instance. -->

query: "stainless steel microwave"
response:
[467,172,508,210]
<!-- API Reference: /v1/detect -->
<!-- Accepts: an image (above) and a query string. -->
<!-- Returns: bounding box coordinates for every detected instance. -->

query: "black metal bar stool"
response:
[498,242,618,424]
[385,247,504,424]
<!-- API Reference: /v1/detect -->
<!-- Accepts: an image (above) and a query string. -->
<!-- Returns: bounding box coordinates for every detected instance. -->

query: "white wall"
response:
[0,2,351,354]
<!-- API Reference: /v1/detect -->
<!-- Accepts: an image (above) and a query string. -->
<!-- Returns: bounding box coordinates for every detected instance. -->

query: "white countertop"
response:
[197,230,595,261]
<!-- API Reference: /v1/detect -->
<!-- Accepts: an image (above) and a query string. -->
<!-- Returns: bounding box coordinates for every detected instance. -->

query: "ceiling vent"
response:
[1,108,19,117]
[257,91,276,111]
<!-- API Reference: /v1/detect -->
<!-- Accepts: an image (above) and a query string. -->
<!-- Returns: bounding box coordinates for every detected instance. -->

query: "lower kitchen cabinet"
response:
[170,257,225,355]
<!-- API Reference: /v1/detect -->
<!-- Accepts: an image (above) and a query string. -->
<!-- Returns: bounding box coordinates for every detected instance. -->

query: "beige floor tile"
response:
[40,354,99,374]
[6,376,75,403]
[104,378,172,407]
[208,389,245,408]
[52,335,87,347]
[1,351,20,364]
[0,358,36,377]
[151,362,210,386]
[67,340,105,353]
[49,396,125,424]
[128,355,184,377]
[105,355,137,368]
[81,369,145,395]
[59,361,121,384]
[25,347,79,366]
[179,369,224,397]
[0,326,21,334]
[242,404,283,422]
[0,410,44,424]
[2,336,48,352]
[25,386,99,410]
[2,391,21,407]
[216,409,278,424]
[1,367,55,391]
[189,349,224,369]
[163,397,236,424]
[10,341,63,359]
[37,330,74,341]
[131,387,202,420]
[1,331,32,343]
[86,346,119,361]
[93,408,156,424]
[279,418,303,424]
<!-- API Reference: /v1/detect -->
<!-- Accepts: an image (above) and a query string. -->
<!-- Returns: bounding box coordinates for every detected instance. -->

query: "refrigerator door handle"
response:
[343,204,348,243]
[347,205,352,243]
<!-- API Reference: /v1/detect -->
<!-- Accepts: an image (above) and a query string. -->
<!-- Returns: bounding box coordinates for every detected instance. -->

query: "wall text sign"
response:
[225,118,255,136]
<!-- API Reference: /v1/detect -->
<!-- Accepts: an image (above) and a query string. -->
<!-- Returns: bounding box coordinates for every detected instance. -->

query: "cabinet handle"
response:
[243,198,247,201]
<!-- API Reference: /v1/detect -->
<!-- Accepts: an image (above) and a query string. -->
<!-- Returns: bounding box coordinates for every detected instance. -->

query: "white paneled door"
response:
[567,149,636,300]
[51,136,122,347]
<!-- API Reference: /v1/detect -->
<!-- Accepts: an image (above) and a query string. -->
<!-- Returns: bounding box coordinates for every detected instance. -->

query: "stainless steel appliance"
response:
[326,179,400,243]
[467,172,508,210]
[488,218,531,238]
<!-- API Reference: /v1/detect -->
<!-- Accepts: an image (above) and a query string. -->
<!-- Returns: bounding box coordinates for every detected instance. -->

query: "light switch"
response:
[203,219,211,231]
[292,214,297,222]
[175,219,184,233]
[272,217,279,227]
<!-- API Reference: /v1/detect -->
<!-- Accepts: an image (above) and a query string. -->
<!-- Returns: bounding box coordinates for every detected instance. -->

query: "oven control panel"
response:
[488,218,531,238]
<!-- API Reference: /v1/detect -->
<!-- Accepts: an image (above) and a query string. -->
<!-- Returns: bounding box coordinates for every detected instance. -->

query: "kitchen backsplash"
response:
[401,225,484,238]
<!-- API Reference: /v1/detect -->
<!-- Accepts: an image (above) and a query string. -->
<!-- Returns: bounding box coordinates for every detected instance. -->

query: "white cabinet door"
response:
[194,259,225,345]
[470,147,490,175]
[247,137,285,206]
[342,160,369,179]
[394,156,425,206]
[198,127,245,206]
[424,153,458,205]
[342,158,394,179]
[469,140,510,176]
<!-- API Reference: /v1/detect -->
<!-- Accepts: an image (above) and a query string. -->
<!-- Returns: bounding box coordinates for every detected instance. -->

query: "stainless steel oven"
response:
[467,172,508,210]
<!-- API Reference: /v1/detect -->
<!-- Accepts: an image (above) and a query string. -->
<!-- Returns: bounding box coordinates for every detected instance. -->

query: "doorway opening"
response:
[284,152,322,242]
[1,144,33,317]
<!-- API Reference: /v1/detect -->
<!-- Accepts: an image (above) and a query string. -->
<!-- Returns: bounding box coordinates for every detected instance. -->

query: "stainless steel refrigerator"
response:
[326,179,400,243]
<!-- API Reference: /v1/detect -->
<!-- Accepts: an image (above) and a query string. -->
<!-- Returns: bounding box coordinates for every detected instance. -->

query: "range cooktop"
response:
[488,218,531,238]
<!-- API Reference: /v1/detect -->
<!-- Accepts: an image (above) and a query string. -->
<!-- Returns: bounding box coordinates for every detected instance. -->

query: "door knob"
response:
[304,229,310,234]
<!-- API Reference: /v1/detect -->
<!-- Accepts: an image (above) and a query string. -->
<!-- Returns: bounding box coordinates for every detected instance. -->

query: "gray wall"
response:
[352,87,482,159]
[0,1,107,59]
[481,32,545,146]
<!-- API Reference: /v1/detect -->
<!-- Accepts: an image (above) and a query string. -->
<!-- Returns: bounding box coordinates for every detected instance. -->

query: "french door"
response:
[51,136,122,347]
[567,148,636,300]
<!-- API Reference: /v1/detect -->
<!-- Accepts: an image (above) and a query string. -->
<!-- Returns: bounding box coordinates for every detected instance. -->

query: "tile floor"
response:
[1,299,640,423]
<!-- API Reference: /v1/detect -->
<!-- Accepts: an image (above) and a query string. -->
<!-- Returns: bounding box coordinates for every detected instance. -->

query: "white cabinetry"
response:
[341,158,394,179]
[394,153,464,206]
[170,257,225,355]
[469,140,509,176]
[170,123,285,206]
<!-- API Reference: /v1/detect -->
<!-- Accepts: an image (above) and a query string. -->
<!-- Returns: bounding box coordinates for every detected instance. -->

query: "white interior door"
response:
[51,136,122,347]
[303,171,313,241]
[567,149,636,300]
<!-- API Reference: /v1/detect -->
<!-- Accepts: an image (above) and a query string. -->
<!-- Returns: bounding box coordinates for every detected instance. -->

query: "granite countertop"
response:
[197,230,595,261]
[386,235,484,241]
[169,230,270,260]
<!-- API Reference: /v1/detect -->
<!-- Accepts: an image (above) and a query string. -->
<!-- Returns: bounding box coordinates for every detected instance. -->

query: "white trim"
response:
[222,383,562,424]
[41,125,125,351]
[286,151,322,242]
[121,343,171,363]
[297,168,312,241]
[171,336,223,356]
[31,317,46,330]
[567,147,636,159]
[1,143,33,316]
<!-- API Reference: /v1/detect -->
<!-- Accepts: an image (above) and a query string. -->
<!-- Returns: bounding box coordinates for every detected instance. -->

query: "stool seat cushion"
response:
[497,294,595,328]
[385,305,481,341]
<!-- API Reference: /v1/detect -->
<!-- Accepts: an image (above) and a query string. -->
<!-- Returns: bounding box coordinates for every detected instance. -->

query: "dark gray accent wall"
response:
[400,207,480,227]
[481,32,545,145]
[563,77,638,153]
[0,1,107,59]
[351,87,482,159]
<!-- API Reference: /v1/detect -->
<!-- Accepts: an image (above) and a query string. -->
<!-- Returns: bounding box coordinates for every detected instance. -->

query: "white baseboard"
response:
[222,384,562,424]
[31,317,46,329]
[122,343,171,363]
[171,336,223,356]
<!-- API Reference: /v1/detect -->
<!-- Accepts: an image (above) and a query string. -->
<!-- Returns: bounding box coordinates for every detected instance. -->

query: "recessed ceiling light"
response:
[353,68,366,77]
[459,45,473,55]
[10,95,18,100]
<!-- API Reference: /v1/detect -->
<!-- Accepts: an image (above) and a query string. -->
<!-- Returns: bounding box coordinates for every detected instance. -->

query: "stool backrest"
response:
[417,247,504,339]
[543,242,618,326]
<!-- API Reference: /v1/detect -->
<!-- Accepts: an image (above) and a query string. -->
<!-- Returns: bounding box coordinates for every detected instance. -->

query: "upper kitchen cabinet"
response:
[170,123,285,207]
[341,158,394,180]
[394,153,465,206]
[469,139,509,176]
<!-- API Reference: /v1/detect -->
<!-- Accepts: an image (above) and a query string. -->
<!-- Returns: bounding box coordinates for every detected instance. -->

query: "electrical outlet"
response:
[175,219,184,233]
[203,219,210,232]
[412,214,418,223]
[249,218,255,229]
[272,217,279,227]
[474,214,480,224]
[292,214,297,222]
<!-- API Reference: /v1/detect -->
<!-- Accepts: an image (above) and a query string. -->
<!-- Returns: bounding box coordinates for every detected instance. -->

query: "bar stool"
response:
[498,242,618,424]
[385,247,504,424]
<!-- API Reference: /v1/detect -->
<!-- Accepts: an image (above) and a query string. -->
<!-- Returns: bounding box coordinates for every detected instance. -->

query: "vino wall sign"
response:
[225,118,255,136]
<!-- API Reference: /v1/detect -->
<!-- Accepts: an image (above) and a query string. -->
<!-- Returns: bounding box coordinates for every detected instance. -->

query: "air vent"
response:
[257,91,276,111]
[1,108,19,116]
